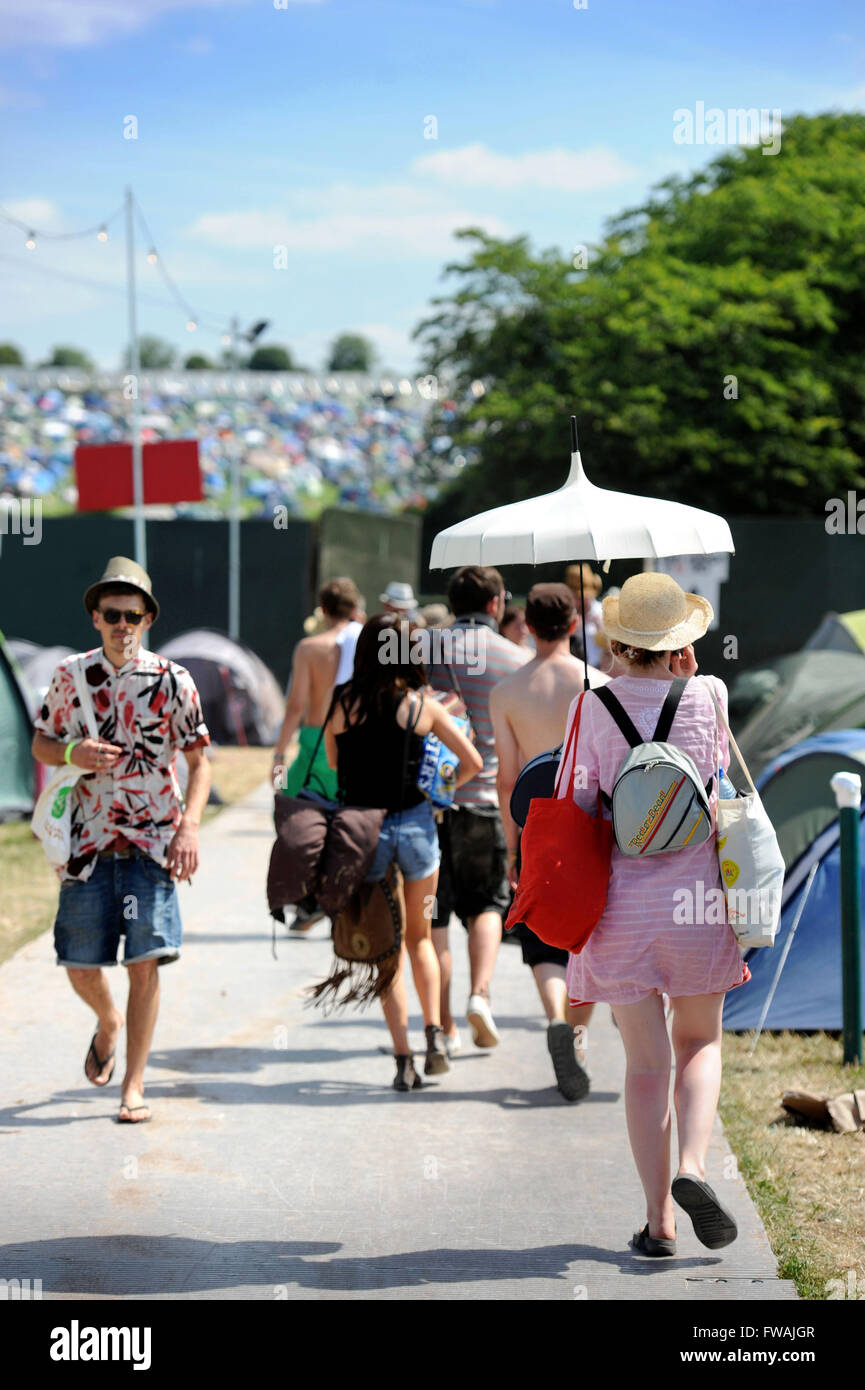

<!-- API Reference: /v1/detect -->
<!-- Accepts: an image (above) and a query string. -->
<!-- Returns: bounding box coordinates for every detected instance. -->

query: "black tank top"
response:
[336,690,426,811]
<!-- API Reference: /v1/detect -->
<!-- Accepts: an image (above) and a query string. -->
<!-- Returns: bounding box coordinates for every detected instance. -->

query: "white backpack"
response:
[31,657,98,866]
[595,677,713,857]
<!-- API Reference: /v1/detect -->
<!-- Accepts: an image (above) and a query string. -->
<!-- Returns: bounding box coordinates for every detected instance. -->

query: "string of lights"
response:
[0,192,233,340]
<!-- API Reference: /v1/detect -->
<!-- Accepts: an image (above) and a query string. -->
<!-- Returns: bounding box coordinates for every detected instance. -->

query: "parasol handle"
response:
[570,415,579,453]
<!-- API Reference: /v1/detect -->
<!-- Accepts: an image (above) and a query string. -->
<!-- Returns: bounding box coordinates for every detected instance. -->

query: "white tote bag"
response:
[31,657,99,867]
[706,681,785,950]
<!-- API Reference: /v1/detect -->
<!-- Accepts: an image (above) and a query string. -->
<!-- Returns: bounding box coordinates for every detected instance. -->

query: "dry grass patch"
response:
[720,1030,865,1300]
[202,745,274,823]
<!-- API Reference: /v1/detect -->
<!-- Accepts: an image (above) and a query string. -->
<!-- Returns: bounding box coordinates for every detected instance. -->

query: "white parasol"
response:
[429,418,735,686]
[430,419,734,570]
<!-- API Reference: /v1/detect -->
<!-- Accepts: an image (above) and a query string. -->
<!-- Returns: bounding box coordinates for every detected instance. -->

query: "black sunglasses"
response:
[99,607,146,625]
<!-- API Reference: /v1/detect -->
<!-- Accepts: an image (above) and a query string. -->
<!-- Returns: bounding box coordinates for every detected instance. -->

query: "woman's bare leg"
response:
[402,871,441,1028]
[670,992,726,1181]
[380,945,410,1055]
[611,994,676,1241]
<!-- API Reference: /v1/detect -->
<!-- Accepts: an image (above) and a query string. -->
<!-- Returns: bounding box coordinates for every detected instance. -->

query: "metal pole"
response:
[125,187,146,572]
[228,316,241,640]
[831,773,863,1064]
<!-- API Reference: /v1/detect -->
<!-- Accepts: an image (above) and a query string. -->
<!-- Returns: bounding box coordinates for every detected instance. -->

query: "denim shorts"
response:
[363,801,441,884]
[53,847,182,968]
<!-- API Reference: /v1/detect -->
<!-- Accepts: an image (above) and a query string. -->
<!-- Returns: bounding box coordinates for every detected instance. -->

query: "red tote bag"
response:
[505,693,613,954]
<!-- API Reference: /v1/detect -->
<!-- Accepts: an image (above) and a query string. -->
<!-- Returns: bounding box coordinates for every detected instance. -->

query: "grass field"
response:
[720,1031,865,1300]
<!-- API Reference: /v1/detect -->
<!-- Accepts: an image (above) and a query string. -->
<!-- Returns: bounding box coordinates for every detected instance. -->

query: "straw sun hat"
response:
[601,572,713,653]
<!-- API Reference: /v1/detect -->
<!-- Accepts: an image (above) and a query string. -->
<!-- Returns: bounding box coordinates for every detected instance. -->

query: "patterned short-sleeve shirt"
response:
[34,647,210,881]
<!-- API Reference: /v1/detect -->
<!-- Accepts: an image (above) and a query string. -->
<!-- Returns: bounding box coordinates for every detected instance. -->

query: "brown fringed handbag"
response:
[306,861,405,1011]
[306,691,422,1012]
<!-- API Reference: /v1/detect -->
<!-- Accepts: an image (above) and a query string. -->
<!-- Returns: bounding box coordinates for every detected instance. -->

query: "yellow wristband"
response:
[64,740,79,765]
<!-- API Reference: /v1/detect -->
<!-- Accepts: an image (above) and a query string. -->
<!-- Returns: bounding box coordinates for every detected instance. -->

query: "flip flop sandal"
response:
[672,1173,738,1249]
[84,1034,116,1087]
[630,1224,677,1257]
[117,1104,151,1124]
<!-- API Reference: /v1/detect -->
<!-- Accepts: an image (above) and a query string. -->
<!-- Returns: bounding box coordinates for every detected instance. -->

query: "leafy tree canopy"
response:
[415,113,865,522]
[247,344,294,371]
[184,353,212,369]
[126,335,176,369]
[0,343,24,365]
[327,333,375,372]
[42,345,95,370]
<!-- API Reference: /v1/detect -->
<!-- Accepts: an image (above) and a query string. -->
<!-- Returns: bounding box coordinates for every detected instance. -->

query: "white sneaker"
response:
[443,1029,462,1058]
[467,995,499,1048]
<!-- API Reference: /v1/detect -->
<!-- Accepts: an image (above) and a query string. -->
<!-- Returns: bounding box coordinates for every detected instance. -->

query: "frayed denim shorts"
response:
[53,846,182,968]
[363,800,441,885]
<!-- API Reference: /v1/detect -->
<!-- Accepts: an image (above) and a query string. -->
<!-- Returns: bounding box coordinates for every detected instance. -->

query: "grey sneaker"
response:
[547,1020,590,1102]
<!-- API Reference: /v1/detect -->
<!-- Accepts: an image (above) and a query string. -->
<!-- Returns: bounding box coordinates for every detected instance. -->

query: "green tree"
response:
[125,335,176,369]
[0,343,24,365]
[247,344,294,371]
[327,333,375,372]
[42,345,95,370]
[415,113,865,521]
[184,353,213,369]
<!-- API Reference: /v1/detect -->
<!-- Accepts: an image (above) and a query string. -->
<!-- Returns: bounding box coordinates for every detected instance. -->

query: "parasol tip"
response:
[570,415,579,453]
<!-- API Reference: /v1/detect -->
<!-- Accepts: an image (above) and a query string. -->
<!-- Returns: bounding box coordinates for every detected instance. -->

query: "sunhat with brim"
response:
[379,581,417,610]
[83,556,159,620]
[601,572,712,652]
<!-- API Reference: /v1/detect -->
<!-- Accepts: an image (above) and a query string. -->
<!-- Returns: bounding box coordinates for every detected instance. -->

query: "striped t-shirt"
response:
[428,616,530,809]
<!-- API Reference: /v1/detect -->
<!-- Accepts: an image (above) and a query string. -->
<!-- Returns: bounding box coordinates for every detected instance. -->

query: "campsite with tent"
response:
[0,81,863,1316]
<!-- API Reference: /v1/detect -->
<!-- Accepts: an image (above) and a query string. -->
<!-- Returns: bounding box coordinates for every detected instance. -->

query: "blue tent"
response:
[723,731,865,1030]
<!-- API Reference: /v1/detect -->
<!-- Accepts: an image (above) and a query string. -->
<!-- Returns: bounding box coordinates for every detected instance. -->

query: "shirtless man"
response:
[273,576,361,928]
[490,582,609,1101]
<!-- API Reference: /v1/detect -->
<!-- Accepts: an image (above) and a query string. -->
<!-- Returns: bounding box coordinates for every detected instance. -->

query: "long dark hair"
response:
[334,613,428,727]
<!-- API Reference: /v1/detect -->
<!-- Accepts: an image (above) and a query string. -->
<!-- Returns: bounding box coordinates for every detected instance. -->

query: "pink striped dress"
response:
[558,674,750,1007]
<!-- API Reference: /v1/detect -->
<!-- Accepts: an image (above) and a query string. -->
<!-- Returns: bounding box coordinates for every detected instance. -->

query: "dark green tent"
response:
[732,650,865,782]
[0,630,35,820]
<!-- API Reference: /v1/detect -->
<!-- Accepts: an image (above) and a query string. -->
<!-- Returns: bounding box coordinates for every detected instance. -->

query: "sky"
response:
[0,0,862,372]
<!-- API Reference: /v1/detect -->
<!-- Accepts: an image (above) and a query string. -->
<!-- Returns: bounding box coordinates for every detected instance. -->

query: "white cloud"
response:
[1,198,65,231]
[412,142,637,192]
[185,184,509,259]
[0,0,323,50]
[183,35,214,55]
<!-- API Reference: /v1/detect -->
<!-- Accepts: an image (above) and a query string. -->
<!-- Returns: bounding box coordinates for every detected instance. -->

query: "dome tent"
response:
[732,651,865,782]
[0,631,35,820]
[802,609,865,657]
[158,629,283,746]
[723,731,865,1031]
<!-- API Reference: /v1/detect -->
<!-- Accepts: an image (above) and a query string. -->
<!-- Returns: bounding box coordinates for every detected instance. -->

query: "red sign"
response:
[75,440,203,511]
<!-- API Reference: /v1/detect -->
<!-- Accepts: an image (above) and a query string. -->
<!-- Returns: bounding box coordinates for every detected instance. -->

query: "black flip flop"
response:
[672,1173,738,1249]
[117,1104,151,1124]
[630,1224,676,1257]
[84,1033,116,1087]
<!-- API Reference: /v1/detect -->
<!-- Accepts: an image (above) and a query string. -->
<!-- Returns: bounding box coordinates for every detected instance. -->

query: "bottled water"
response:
[719,770,737,799]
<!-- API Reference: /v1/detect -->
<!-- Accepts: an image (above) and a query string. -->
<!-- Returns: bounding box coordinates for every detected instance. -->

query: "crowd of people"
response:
[30,551,746,1258]
[0,373,463,516]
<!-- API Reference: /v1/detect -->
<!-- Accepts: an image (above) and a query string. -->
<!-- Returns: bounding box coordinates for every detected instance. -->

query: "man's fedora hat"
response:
[379,581,417,611]
[602,571,712,652]
[83,557,159,619]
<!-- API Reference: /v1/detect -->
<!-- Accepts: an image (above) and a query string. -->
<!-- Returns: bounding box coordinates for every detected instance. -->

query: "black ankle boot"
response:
[423,1025,451,1076]
[393,1055,422,1091]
